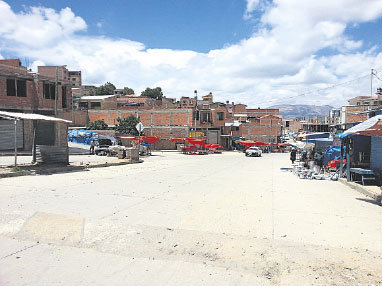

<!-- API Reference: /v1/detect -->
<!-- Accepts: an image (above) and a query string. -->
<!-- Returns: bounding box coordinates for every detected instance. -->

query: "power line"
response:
[372,71,382,82]
[257,73,370,106]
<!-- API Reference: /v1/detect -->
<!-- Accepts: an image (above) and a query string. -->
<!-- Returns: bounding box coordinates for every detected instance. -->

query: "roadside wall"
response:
[58,110,88,126]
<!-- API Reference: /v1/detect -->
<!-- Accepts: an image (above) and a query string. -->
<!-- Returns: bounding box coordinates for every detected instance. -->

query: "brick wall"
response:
[240,120,282,143]
[234,104,247,113]
[0,59,27,74]
[288,120,302,133]
[58,110,89,126]
[0,62,72,112]
[55,123,69,147]
[0,76,36,111]
[149,127,189,149]
[38,66,69,81]
[23,120,34,151]
[0,59,22,67]
[34,81,72,111]
[87,109,192,149]
[88,109,193,127]
[246,109,279,117]
[210,108,226,126]
[342,105,369,123]
[101,98,118,109]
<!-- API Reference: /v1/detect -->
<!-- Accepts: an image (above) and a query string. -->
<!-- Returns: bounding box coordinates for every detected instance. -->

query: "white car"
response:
[245,146,262,157]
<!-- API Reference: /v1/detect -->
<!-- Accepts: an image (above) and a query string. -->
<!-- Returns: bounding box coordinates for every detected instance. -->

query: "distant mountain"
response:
[268,104,334,118]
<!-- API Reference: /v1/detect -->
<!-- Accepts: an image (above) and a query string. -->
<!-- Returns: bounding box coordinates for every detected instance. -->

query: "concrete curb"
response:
[0,170,33,178]
[0,159,143,179]
[0,152,90,156]
[339,178,381,203]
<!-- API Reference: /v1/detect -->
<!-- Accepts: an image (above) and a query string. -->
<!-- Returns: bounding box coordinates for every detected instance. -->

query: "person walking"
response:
[290,148,297,164]
[90,140,96,155]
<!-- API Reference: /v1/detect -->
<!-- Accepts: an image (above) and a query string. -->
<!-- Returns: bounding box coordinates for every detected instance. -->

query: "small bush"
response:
[86,120,108,130]
[11,167,23,172]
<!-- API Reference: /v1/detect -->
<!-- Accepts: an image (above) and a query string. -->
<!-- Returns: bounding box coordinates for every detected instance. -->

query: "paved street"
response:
[0,142,112,167]
[0,152,381,285]
[0,154,119,167]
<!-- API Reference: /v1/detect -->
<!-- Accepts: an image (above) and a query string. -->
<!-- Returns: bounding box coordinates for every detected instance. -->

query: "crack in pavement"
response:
[0,242,40,260]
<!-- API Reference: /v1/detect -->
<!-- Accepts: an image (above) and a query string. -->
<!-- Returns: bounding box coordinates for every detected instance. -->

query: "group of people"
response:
[290,147,324,168]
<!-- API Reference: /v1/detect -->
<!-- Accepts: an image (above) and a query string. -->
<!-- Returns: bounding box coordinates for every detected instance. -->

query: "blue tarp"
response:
[302,138,333,143]
[67,129,117,145]
[68,129,96,145]
[306,133,330,139]
[323,145,343,167]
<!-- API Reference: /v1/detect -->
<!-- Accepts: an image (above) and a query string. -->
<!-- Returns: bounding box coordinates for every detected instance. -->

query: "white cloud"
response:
[1,0,382,108]
[0,1,86,47]
[30,60,45,72]
[246,0,260,12]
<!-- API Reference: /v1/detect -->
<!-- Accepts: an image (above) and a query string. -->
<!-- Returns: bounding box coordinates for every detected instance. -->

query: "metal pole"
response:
[137,129,141,162]
[194,109,197,137]
[32,120,37,163]
[194,90,197,138]
[339,139,343,177]
[346,139,351,182]
[14,119,17,167]
[71,88,74,123]
[55,66,58,115]
[371,69,373,98]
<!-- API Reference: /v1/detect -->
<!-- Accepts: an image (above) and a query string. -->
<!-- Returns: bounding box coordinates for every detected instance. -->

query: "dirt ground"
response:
[0,152,381,285]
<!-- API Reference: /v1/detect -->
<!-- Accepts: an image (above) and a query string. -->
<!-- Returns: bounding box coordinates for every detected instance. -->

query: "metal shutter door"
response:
[0,119,24,150]
[35,121,55,146]
[207,130,218,144]
[371,136,382,170]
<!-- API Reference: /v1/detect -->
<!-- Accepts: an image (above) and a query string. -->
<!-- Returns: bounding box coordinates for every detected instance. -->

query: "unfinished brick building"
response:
[0,59,72,151]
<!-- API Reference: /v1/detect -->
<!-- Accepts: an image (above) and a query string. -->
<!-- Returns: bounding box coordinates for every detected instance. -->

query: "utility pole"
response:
[71,88,74,123]
[14,119,17,167]
[371,69,374,98]
[55,66,58,115]
[194,90,197,138]
[137,128,141,162]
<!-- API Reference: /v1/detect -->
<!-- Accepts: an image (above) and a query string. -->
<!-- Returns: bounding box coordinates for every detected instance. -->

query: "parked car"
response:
[95,138,113,155]
[245,146,262,157]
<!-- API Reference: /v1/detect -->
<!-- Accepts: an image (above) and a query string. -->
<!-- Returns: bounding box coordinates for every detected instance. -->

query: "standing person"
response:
[90,140,96,155]
[290,148,297,164]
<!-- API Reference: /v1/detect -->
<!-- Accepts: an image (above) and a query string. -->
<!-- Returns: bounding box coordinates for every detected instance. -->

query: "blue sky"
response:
[2,0,382,107]
[7,0,255,52]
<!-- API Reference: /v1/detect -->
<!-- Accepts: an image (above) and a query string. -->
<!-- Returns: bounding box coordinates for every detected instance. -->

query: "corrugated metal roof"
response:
[341,115,382,138]
[80,95,116,100]
[225,122,242,127]
[356,120,382,137]
[0,111,71,123]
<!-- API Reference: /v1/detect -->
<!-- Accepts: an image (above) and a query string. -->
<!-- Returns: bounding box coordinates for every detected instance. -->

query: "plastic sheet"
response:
[323,145,342,167]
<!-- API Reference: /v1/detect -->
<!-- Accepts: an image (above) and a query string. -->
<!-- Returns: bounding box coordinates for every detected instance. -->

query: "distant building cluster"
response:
[283,90,382,135]
[3,58,381,151]
[0,58,283,150]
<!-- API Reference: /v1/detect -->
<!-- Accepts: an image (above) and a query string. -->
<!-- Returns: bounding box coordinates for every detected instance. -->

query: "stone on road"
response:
[0,152,381,285]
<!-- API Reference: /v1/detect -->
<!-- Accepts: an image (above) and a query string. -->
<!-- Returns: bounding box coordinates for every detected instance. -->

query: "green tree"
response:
[115,115,141,135]
[96,82,116,95]
[141,87,163,100]
[123,87,135,95]
[86,119,108,130]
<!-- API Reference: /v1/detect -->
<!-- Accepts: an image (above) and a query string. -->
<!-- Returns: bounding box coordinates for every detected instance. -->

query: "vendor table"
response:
[349,168,375,185]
